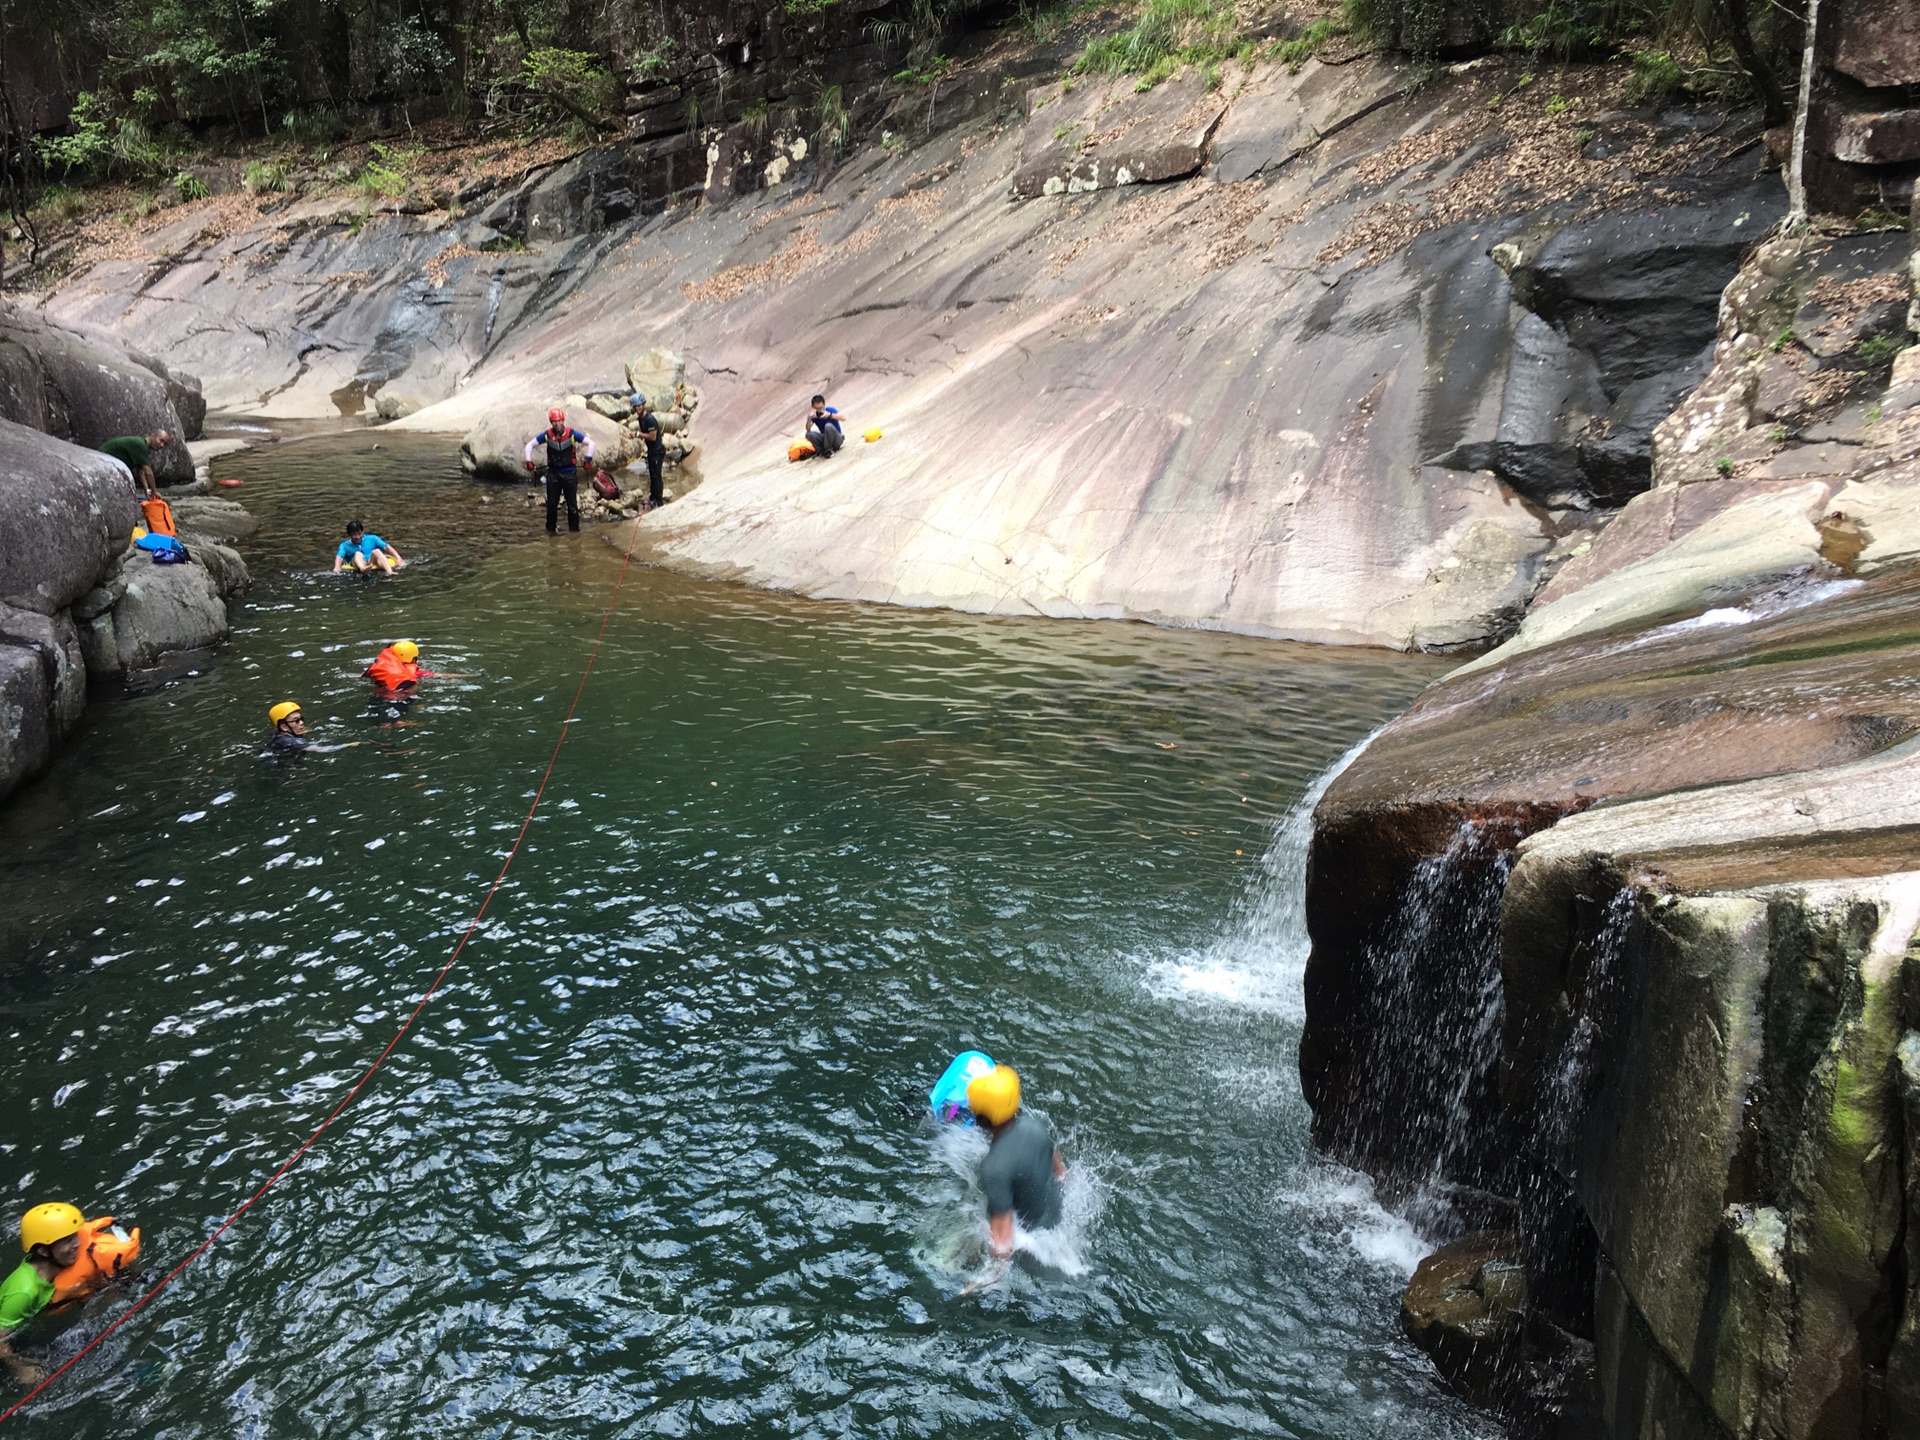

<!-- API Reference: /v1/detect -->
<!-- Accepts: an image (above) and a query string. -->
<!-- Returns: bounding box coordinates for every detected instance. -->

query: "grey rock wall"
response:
[0,304,201,484]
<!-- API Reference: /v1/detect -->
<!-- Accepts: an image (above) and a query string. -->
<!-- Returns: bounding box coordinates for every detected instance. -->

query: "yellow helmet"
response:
[268,701,302,727]
[21,1203,82,1253]
[967,1064,1021,1126]
[392,640,420,662]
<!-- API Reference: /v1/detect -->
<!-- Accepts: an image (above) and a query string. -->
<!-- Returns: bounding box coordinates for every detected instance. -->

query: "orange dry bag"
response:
[51,1217,141,1305]
[139,496,178,537]
[788,440,815,462]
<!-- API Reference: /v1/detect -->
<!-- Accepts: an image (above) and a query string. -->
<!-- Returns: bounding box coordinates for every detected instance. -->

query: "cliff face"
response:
[1300,81,1920,1440]
[39,44,1774,648]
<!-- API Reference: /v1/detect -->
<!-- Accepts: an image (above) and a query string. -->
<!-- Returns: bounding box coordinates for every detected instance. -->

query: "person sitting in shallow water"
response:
[967,1064,1065,1259]
[333,520,405,574]
[0,1205,85,1385]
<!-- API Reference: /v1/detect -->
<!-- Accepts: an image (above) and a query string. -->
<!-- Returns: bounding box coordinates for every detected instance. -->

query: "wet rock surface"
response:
[1304,210,1920,1437]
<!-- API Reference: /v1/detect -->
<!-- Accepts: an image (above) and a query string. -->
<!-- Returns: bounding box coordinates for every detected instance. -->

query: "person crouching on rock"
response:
[365,640,437,694]
[524,407,595,534]
[805,395,845,458]
[967,1064,1065,1261]
[333,520,406,574]
[0,1204,85,1385]
[98,430,172,499]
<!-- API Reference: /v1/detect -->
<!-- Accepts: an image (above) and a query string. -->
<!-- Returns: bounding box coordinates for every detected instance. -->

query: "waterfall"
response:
[1143,729,1382,1017]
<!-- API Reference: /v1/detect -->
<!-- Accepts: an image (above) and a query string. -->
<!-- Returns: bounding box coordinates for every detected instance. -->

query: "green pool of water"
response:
[0,434,1474,1438]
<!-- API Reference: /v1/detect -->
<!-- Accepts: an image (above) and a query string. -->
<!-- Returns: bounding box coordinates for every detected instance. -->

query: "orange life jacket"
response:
[365,648,422,690]
[51,1217,141,1305]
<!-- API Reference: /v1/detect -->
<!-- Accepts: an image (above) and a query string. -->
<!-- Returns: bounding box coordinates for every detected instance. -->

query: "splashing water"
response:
[1142,730,1382,1016]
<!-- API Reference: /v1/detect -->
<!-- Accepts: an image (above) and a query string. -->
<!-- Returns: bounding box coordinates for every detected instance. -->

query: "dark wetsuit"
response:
[525,427,593,533]
[636,407,665,507]
[980,1112,1062,1230]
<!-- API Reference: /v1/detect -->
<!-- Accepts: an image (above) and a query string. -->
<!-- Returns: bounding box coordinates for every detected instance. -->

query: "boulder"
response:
[182,538,250,597]
[374,390,423,421]
[1403,1233,1528,1406]
[587,392,631,420]
[169,495,263,545]
[102,555,230,673]
[459,405,630,482]
[0,303,195,484]
[624,349,684,407]
[0,420,142,615]
[1013,75,1225,200]
[0,604,85,738]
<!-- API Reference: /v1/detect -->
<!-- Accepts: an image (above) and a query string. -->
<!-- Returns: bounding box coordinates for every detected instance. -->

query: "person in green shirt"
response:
[98,430,172,499]
[0,1203,83,1385]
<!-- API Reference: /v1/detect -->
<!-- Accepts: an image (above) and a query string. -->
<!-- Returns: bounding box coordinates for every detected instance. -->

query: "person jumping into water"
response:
[333,520,406,574]
[0,1205,85,1385]
[524,408,595,534]
[967,1064,1065,1260]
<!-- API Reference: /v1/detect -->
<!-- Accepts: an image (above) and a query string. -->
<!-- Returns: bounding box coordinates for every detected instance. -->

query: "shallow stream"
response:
[0,434,1481,1438]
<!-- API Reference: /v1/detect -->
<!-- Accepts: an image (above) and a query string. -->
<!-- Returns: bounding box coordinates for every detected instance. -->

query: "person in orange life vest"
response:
[523,407,596,534]
[364,639,438,693]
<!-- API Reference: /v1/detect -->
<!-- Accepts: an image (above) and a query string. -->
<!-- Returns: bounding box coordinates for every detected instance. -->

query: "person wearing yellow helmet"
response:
[365,639,437,694]
[0,1204,84,1383]
[965,1064,1065,1259]
[265,702,355,756]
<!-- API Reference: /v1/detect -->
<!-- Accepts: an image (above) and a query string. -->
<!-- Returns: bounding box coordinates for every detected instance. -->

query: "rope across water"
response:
[0,514,649,1426]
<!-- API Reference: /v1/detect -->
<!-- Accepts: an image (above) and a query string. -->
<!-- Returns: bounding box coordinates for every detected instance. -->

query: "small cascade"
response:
[1542,886,1640,1159]
[1145,730,1381,1014]
[1346,819,1522,1232]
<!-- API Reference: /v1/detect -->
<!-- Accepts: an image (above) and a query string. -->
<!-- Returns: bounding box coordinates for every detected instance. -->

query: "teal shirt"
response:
[0,1260,51,1332]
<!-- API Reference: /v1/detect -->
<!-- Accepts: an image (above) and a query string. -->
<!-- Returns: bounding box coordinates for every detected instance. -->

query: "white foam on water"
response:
[1140,730,1380,1019]
[918,1114,1107,1290]
[1281,1165,1430,1278]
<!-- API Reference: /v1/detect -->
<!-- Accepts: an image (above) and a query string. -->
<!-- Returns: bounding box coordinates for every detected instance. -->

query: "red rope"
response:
[0,515,649,1425]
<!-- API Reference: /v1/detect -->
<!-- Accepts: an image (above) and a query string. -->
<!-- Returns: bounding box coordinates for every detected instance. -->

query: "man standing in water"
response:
[631,394,667,509]
[523,408,595,534]
[967,1064,1065,1258]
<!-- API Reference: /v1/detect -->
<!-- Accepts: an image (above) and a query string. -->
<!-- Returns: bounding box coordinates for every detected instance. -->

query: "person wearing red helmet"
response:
[523,407,596,534]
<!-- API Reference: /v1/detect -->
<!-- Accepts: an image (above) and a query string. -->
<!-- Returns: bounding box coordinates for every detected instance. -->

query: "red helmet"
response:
[548,407,566,426]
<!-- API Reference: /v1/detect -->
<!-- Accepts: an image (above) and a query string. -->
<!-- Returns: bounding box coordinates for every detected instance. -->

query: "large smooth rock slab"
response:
[1209,56,1406,185]
[0,420,142,615]
[1012,76,1225,199]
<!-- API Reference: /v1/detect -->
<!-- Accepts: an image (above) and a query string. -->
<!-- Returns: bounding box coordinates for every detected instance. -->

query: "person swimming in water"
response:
[967,1064,1065,1260]
[363,640,437,694]
[0,1205,85,1385]
[266,701,356,755]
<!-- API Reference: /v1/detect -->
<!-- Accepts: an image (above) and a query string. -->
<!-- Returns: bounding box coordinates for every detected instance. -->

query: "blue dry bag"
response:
[929,1050,996,1124]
